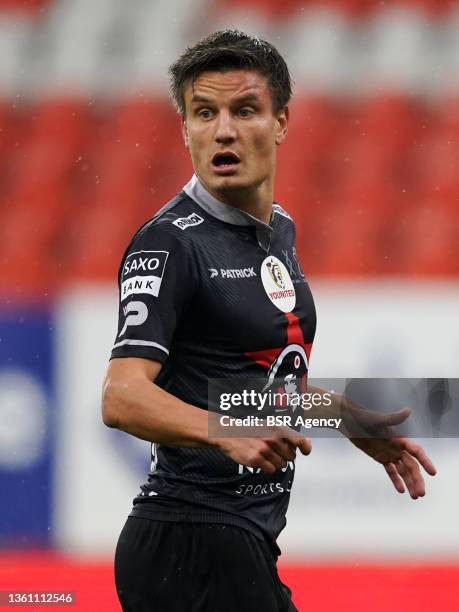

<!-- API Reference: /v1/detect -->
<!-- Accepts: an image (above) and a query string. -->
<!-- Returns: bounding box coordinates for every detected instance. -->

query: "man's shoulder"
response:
[135,191,209,243]
[117,192,205,281]
[272,203,296,244]
[272,203,294,224]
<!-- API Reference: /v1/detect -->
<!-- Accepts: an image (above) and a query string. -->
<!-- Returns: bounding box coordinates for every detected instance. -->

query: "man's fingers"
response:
[249,445,281,474]
[259,445,288,471]
[265,428,313,458]
[383,407,411,426]
[397,454,426,499]
[264,438,297,462]
[280,435,312,456]
[351,406,411,434]
[259,436,312,471]
[383,440,436,499]
[396,457,418,499]
[385,462,405,494]
[404,440,437,476]
[385,457,421,499]
[296,437,312,455]
[256,458,277,474]
[276,428,313,456]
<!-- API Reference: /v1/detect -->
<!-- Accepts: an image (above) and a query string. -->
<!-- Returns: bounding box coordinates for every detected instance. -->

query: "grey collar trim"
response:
[183,174,273,232]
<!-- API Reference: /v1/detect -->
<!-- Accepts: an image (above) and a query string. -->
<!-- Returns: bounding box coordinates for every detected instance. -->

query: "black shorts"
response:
[115,517,298,612]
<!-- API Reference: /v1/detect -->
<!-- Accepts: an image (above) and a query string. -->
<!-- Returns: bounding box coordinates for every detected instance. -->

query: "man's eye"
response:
[198,109,213,119]
[239,108,254,117]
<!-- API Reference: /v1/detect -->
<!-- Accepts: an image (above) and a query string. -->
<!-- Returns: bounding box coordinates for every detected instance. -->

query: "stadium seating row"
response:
[0,0,50,11]
[0,94,458,293]
[2,0,453,18]
[218,0,456,18]
[2,1,459,99]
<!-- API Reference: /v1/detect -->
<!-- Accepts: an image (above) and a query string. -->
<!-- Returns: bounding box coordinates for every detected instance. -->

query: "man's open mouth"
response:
[212,152,241,168]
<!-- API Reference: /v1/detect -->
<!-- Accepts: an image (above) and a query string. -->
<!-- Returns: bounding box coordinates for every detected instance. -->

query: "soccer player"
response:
[102,30,436,612]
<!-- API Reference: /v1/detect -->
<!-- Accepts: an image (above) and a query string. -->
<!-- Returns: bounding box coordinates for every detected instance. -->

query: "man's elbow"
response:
[101,378,122,429]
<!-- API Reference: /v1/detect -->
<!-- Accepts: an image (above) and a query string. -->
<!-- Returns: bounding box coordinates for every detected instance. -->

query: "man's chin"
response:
[208,174,251,193]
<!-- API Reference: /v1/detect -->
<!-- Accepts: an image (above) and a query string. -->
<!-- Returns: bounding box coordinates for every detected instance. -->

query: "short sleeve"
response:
[110,222,196,364]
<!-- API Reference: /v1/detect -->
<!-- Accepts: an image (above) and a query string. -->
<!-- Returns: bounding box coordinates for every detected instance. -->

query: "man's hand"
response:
[215,430,312,474]
[348,408,437,499]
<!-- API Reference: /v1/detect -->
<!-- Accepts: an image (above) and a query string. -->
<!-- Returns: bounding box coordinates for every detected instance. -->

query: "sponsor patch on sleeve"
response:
[118,300,148,337]
[121,250,169,301]
[172,212,204,230]
[272,204,293,221]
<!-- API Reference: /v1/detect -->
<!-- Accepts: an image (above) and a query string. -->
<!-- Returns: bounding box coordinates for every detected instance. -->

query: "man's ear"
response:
[275,106,289,145]
[182,117,189,148]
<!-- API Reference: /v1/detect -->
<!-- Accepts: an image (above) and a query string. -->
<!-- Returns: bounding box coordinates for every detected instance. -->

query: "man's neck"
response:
[197,175,273,226]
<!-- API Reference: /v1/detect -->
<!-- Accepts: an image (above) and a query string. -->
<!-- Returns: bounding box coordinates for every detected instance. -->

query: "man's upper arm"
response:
[107,356,162,383]
[102,357,162,427]
[110,220,196,365]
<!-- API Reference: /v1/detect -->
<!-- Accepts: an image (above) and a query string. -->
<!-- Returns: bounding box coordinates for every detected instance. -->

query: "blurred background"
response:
[0,0,458,610]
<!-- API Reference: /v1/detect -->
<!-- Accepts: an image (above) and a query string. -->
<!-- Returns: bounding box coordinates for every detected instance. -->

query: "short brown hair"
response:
[168,29,292,115]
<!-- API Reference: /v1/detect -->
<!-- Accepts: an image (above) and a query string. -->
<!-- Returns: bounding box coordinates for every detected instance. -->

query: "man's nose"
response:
[214,111,236,144]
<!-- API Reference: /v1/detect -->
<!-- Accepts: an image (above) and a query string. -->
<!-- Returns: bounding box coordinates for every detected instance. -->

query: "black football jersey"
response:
[110,175,316,549]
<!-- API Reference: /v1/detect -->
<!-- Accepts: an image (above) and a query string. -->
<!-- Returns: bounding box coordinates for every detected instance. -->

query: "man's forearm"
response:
[306,384,367,437]
[102,374,214,448]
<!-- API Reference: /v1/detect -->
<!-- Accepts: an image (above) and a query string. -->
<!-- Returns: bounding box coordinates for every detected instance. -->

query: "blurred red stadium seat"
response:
[320,0,382,18]
[396,0,456,17]
[353,94,427,152]
[217,0,300,18]
[309,206,382,276]
[86,98,189,212]
[0,98,12,152]
[6,98,88,210]
[216,0,457,19]
[0,99,91,292]
[64,97,192,281]
[0,0,52,13]
[67,207,139,280]
[29,98,88,149]
[216,0,397,18]
[442,96,459,134]
[397,206,459,276]
[417,138,459,208]
[0,204,60,293]
[277,95,345,222]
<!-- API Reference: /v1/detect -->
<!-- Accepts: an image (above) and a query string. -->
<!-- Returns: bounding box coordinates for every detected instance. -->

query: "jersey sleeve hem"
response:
[110,342,169,364]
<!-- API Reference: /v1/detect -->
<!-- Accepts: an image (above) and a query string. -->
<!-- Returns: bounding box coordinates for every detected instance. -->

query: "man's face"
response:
[181,69,288,200]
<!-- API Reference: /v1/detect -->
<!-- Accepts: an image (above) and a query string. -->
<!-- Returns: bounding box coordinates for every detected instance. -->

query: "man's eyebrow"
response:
[232,94,261,104]
[190,94,212,104]
[190,93,262,105]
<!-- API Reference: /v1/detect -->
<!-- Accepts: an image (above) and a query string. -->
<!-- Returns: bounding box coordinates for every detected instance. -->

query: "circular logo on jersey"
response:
[260,255,296,313]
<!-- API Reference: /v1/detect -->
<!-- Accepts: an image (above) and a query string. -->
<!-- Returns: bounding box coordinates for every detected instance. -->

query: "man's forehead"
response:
[185,69,271,102]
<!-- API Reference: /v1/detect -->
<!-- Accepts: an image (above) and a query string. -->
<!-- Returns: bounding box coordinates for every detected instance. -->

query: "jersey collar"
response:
[183,174,273,252]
